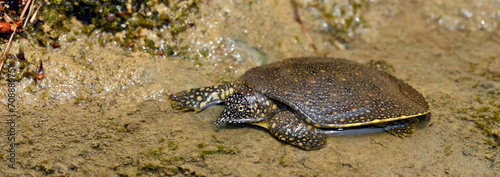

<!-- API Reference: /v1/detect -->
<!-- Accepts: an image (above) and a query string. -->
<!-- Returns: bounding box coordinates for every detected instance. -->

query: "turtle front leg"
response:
[267,110,327,150]
[168,84,235,112]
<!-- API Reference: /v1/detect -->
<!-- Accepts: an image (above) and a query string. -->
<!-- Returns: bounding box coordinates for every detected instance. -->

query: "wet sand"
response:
[0,0,499,176]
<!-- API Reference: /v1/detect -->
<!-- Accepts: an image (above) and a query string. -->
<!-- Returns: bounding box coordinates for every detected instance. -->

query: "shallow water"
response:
[0,0,499,176]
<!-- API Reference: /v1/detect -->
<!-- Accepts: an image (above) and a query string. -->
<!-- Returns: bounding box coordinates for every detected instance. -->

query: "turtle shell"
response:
[238,57,429,128]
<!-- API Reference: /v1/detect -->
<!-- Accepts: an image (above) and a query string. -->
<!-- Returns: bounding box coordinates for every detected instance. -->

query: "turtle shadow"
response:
[216,123,267,131]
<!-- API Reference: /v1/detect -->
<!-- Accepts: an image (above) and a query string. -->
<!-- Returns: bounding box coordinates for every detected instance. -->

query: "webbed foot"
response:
[378,117,419,138]
[367,60,395,73]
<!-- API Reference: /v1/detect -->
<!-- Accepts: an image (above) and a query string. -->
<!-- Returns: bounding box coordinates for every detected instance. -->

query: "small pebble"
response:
[16,52,25,60]
[52,42,60,48]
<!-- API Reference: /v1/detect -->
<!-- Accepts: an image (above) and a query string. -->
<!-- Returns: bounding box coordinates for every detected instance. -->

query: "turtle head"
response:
[168,84,233,112]
[215,86,278,125]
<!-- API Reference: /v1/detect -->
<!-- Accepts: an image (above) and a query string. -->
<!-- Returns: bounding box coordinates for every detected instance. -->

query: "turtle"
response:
[168,57,430,150]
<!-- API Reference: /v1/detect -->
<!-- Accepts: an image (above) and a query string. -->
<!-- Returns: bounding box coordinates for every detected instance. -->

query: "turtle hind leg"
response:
[367,60,395,73]
[377,117,419,138]
[267,109,327,150]
[168,84,234,112]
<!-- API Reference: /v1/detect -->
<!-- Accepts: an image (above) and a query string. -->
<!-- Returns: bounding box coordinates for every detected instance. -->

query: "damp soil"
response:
[0,0,499,176]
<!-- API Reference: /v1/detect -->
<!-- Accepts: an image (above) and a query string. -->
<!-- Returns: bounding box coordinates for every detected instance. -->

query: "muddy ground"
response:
[0,0,499,176]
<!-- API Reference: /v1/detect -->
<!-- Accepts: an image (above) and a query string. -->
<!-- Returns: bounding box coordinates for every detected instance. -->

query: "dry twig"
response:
[488,69,500,76]
[292,0,322,56]
[0,0,33,71]
[27,3,42,27]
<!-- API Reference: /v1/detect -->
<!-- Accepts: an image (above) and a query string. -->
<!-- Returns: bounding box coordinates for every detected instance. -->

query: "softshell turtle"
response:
[168,57,430,150]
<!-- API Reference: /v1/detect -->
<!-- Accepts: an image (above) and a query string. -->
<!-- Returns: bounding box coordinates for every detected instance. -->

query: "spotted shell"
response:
[238,57,429,128]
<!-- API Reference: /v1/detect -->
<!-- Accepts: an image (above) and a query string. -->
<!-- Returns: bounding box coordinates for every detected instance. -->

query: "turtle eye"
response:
[238,105,245,112]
